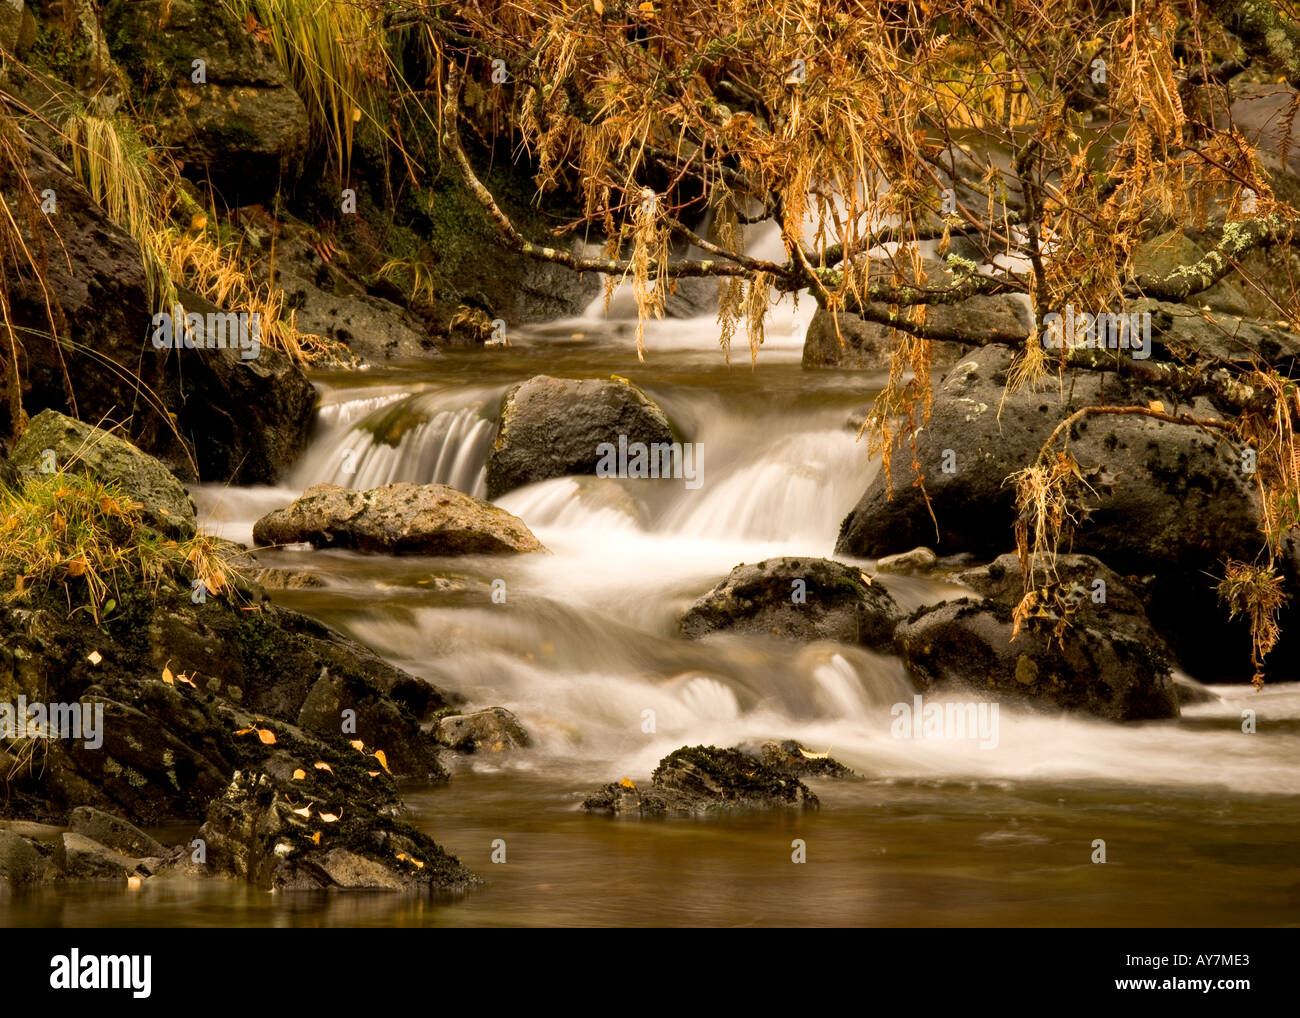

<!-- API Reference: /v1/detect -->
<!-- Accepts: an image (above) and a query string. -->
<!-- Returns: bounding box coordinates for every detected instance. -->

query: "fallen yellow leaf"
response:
[313,761,333,774]
[319,811,341,823]
[162,666,175,685]
[349,740,365,752]
[292,768,306,780]
[309,831,322,845]
[373,749,390,774]
[86,650,102,665]
[257,728,277,745]
[292,804,312,818]
[620,777,636,789]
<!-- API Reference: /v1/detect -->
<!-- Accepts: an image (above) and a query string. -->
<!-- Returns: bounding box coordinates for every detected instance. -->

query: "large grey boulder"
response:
[835,344,1291,681]
[485,375,676,498]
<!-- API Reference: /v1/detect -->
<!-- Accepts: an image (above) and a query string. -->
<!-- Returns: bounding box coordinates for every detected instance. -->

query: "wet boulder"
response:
[583,745,819,817]
[954,552,1172,654]
[679,557,903,650]
[434,707,529,753]
[0,829,51,889]
[836,344,1291,682]
[11,409,197,539]
[485,375,676,498]
[739,739,858,780]
[893,598,1179,721]
[252,482,544,555]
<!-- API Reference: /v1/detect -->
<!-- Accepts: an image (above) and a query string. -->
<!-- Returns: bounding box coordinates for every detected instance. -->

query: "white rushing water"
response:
[192,320,1300,801]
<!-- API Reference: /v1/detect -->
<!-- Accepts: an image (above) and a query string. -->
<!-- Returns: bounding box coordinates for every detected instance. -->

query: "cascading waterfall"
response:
[292,390,499,497]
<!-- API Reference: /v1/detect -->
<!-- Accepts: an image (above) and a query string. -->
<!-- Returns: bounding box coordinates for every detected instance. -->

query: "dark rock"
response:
[749,739,858,780]
[583,745,819,817]
[485,375,676,499]
[0,829,51,888]
[239,208,435,363]
[199,766,475,893]
[2,140,158,449]
[836,344,1290,682]
[103,0,309,204]
[893,598,1179,721]
[11,409,197,539]
[679,557,903,650]
[954,552,1172,655]
[434,707,529,753]
[252,482,544,555]
[67,806,165,858]
[151,288,318,484]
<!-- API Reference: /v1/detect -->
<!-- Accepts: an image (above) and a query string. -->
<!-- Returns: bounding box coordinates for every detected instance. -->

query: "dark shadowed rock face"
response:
[103,0,309,205]
[152,289,318,484]
[252,482,544,555]
[485,375,676,499]
[835,344,1298,682]
[2,141,158,449]
[679,557,904,650]
[583,745,820,817]
[893,598,1179,721]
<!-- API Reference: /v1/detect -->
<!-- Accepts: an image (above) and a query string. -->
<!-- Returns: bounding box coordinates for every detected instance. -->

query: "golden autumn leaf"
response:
[309,831,322,845]
[1148,400,1165,413]
[620,777,636,789]
[86,650,102,665]
[313,761,333,774]
[372,749,390,774]
[66,556,87,577]
[593,0,604,14]
[292,804,312,818]
[367,770,381,778]
[396,852,424,869]
[349,740,365,751]
[319,810,341,823]
[176,672,196,688]
[162,666,175,685]
[256,728,276,745]
[293,768,306,780]
[126,875,142,890]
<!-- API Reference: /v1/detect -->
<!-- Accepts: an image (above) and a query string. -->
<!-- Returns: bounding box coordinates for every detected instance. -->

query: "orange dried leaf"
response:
[256,728,276,745]
[292,768,307,780]
[313,761,333,774]
[372,749,390,774]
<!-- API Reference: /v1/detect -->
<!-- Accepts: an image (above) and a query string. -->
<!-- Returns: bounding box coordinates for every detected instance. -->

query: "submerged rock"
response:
[583,745,820,817]
[893,598,1179,721]
[252,482,543,555]
[485,375,677,499]
[679,557,903,650]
